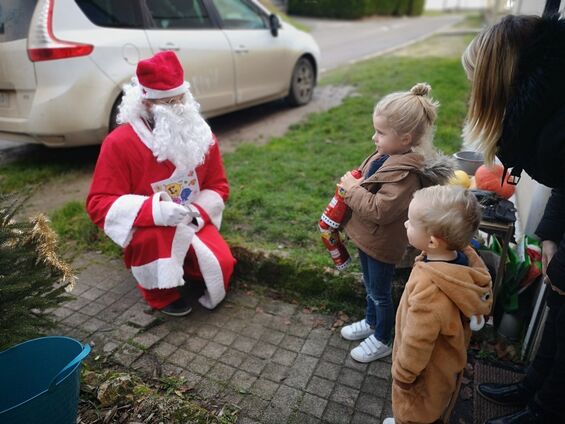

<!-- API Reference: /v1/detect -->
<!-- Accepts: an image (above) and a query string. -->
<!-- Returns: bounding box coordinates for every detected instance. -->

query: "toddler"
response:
[339,83,452,362]
[384,185,492,424]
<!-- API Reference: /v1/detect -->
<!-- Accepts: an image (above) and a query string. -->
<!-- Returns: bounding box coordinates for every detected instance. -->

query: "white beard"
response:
[117,79,214,173]
[150,100,213,172]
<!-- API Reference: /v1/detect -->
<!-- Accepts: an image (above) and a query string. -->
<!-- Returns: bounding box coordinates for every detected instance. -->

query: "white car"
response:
[0,0,320,147]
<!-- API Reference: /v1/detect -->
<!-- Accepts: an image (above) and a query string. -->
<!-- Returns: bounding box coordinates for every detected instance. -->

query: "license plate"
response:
[0,92,9,107]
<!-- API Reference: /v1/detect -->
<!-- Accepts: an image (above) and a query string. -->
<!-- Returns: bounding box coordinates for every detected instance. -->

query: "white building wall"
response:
[513,0,565,15]
[426,0,488,9]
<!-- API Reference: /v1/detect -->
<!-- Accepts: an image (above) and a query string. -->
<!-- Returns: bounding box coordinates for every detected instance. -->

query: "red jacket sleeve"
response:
[86,128,154,247]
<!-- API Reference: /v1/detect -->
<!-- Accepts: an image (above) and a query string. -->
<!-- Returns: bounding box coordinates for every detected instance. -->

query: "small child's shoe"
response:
[350,335,392,363]
[340,319,373,341]
[382,418,395,424]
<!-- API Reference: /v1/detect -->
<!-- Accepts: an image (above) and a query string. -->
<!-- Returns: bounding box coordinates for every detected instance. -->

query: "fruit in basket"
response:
[475,164,516,199]
[449,170,471,188]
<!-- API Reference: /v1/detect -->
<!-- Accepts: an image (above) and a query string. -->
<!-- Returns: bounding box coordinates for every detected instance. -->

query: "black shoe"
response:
[478,383,529,407]
[160,298,192,317]
[484,406,542,424]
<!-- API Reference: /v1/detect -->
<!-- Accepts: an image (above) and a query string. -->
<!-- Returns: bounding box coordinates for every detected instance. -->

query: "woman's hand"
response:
[541,240,558,276]
[338,171,362,192]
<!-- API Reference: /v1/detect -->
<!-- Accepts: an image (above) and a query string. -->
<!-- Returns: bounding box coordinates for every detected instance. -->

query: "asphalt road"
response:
[298,14,464,72]
[0,14,463,155]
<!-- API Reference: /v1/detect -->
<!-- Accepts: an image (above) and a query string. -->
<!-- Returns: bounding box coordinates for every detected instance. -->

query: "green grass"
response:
[217,53,470,312]
[422,11,485,30]
[223,55,469,264]
[455,12,486,29]
[47,36,471,314]
[0,146,98,193]
[50,201,121,258]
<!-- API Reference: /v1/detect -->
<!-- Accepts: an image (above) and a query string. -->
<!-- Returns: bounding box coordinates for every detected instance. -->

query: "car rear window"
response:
[75,0,147,28]
[0,0,37,42]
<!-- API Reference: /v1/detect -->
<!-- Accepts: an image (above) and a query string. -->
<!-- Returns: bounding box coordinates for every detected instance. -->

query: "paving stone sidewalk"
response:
[53,251,393,424]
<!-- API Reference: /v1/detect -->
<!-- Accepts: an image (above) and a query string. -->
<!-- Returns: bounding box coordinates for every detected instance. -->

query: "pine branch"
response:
[0,194,76,350]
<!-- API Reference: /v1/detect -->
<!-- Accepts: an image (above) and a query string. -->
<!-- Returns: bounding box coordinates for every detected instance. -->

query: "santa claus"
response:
[87,51,236,316]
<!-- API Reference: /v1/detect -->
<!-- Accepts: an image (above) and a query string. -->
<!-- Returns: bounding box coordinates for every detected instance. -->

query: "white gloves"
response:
[155,201,191,226]
[152,193,202,228]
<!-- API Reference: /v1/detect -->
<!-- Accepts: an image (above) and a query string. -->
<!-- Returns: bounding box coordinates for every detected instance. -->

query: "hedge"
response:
[287,0,373,19]
[375,0,397,15]
[394,0,411,15]
[408,0,426,16]
[287,0,426,18]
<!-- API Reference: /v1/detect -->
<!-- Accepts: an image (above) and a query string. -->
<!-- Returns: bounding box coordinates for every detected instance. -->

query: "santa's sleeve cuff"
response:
[104,194,149,247]
[192,189,225,230]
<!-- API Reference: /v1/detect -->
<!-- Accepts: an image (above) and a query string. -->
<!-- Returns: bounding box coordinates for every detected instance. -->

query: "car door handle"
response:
[234,46,249,54]
[159,43,180,52]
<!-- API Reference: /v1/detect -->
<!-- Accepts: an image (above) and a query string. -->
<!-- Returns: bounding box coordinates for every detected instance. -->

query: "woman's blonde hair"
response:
[412,185,481,251]
[462,15,541,164]
[374,82,439,155]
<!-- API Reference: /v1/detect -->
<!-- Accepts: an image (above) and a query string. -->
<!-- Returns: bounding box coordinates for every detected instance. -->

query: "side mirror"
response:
[269,14,280,37]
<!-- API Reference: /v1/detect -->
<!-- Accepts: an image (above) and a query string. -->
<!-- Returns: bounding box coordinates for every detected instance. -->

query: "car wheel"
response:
[108,96,122,133]
[287,57,315,106]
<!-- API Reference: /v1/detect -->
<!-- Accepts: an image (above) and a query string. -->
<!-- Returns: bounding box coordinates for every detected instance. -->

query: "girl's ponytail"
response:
[374,82,439,155]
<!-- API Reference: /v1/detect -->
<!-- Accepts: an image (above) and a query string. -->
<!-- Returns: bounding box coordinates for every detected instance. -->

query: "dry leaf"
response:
[312,318,325,329]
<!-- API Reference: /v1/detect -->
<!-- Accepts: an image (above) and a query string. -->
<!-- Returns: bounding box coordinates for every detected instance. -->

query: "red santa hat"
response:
[136,51,189,99]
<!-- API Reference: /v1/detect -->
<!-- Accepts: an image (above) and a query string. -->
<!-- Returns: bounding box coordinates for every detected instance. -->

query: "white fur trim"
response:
[104,194,148,248]
[152,192,173,226]
[192,236,226,309]
[470,315,485,331]
[131,224,195,290]
[130,118,155,152]
[193,189,225,230]
[140,81,189,99]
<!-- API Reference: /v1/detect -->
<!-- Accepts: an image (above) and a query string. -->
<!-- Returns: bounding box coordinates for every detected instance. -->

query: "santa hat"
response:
[136,51,189,99]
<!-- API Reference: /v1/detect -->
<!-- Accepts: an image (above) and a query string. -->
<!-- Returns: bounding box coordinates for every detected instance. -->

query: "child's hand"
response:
[338,171,362,192]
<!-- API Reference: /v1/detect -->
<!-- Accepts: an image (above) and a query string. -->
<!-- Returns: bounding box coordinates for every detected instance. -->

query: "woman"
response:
[461,8,565,424]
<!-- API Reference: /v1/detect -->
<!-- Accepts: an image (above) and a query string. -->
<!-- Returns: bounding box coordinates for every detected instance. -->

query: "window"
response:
[145,0,213,29]
[214,0,267,30]
[75,0,146,28]
[0,0,37,42]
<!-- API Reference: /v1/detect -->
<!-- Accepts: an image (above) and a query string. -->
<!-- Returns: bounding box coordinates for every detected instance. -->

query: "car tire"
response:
[287,57,315,107]
[108,96,122,133]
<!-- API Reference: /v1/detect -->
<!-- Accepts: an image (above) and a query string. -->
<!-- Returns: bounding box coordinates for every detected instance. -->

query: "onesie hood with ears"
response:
[412,247,493,319]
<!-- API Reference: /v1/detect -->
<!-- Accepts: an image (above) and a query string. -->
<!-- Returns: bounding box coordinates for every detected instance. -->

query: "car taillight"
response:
[27,0,93,62]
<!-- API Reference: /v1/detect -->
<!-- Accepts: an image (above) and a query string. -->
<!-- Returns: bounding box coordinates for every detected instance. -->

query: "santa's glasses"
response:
[151,94,185,105]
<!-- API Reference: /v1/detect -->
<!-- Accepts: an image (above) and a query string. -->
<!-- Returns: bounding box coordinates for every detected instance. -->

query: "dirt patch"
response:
[15,84,354,217]
[18,169,94,219]
[210,84,355,153]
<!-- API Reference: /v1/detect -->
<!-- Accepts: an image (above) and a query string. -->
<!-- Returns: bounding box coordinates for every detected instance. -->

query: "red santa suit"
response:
[86,118,235,310]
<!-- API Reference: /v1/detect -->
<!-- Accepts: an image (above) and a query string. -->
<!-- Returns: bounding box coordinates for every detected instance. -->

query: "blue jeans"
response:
[358,249,395,344]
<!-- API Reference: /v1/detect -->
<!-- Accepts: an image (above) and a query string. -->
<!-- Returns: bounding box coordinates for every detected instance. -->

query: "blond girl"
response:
[338,83,452,363]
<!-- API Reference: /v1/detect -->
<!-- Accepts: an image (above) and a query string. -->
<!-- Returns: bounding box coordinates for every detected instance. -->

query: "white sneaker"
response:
[383,418,395,424]
[350,335,392,363]
[340,319,373,341]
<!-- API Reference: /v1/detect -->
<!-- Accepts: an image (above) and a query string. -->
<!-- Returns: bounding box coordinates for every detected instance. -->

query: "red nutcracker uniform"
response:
[86,119,235,310]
